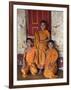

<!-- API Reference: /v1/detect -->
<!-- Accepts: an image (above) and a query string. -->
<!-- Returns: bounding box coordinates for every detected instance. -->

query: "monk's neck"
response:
[41,28,46,31]
[49,47,54,50]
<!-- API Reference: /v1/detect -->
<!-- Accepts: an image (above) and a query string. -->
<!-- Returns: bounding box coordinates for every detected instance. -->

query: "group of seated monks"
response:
[21,38,59,79]
[21,20,59,79]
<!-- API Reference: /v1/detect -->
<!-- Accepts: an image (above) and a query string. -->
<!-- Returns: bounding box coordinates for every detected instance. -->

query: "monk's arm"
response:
[47,31,50,40]
[45,30,50,42]
[50,50,58,64]
[46,50,58,68]
[34,32,39,48]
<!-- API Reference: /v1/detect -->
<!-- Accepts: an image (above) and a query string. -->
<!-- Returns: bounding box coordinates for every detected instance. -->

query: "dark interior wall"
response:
[27,10,51,36]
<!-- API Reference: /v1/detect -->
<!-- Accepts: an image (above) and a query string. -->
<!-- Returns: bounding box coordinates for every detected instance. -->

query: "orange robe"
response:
[34,30,50,69]
[25,47,36,66]
[43,48,58,79]
[21,47,37,77]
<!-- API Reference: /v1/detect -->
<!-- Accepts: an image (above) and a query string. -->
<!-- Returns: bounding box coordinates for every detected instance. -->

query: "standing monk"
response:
[34,20,50,74]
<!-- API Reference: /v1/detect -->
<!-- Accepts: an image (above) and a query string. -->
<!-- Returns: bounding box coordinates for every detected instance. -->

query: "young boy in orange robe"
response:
[21,38,38,78]
[34,20,50,74]
[43,40,59,79]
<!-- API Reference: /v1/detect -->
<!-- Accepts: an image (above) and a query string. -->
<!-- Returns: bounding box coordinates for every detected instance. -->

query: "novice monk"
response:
[21,38,37,78]
[34,20,50,74]
[43,40,59,79]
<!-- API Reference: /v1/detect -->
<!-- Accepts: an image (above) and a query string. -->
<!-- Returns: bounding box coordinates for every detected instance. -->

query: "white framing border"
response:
[13,5,67,86]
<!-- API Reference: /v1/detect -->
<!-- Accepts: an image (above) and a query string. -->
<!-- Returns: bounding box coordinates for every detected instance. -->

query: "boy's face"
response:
[26,40,32,47]
[40,22,46,30]
[48,42,54,49]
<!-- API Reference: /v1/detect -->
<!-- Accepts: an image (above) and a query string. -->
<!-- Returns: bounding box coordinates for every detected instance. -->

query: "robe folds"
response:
[43,48,59,79]
[34,30,50,69]
[24,47,36,66]
[21,47,38,77]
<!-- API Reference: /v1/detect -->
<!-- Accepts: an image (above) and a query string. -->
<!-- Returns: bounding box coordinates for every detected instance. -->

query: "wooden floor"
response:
[17,66,63,80]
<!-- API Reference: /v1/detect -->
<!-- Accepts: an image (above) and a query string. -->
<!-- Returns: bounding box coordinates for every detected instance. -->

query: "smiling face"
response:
[40,22,46,30]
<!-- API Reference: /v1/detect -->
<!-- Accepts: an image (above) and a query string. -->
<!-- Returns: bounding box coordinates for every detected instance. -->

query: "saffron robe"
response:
[24,47,36,66]
[34,30,50,68]
[21,47,38,77]
[43,48,58,79]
